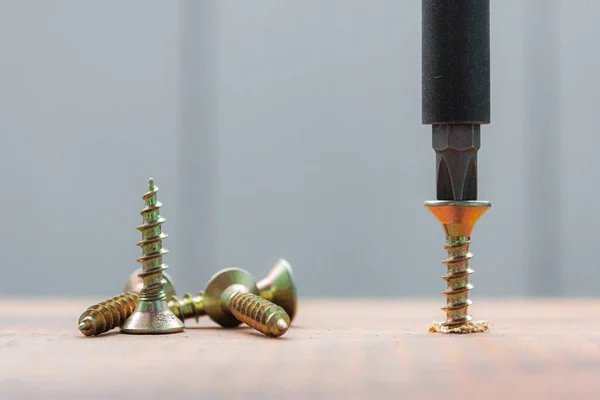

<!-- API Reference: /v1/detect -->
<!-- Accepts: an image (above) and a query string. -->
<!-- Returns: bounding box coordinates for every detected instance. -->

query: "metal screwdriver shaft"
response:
[422,0,492,333]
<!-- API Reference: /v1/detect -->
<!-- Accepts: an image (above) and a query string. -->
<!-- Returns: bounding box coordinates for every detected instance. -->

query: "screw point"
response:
[276,318,289,332]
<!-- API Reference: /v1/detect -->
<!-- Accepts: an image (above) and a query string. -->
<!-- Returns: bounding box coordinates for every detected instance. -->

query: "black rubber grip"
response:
[422,0,490,124]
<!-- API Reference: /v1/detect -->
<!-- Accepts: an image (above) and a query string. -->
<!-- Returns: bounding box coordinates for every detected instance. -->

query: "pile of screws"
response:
[78,178,297,338]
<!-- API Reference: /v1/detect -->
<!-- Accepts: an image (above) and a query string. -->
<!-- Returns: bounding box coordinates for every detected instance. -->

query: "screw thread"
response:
[78,293,139,336]
[228,291,291,337]
[441,236,474,327]
[169,293,206,322]
[136,178,169,302]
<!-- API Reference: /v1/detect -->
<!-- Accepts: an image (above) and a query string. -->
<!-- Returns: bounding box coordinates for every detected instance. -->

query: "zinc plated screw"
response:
[425,200,491,334]
[120,178,184,334]
[203,268,291,337]
[78,293,139,337]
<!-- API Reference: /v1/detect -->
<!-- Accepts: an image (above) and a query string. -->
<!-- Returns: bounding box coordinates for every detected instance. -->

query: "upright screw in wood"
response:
[425,201,490,333]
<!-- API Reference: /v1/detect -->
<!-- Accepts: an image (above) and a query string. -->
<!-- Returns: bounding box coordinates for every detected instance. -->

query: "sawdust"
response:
[429,320,490,334]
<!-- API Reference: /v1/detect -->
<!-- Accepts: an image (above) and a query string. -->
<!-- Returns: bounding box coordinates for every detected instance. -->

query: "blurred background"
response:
[0,0,596,298]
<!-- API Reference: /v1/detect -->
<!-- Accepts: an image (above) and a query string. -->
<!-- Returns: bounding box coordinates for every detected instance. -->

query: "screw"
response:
[78,293,138,336]
[424,200,491,334]
[228,292,290,337]
[203,268,291,337]
[120,178,184,334]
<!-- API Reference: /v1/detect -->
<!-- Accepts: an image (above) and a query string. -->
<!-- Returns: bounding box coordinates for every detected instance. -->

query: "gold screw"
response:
[228,291,290,337]
[203,268,291,337]
[78,293,138,336]
[425,200,491,334]
[120,178,184,335]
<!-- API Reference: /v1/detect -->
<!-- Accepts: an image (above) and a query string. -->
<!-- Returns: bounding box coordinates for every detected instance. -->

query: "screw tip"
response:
[148,177,155,189]
[275,318,289,335]
[78,320,92,336]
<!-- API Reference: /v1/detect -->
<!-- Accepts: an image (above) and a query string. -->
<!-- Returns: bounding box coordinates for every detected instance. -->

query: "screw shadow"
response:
[76,330,121,339]
[183,325,251,331]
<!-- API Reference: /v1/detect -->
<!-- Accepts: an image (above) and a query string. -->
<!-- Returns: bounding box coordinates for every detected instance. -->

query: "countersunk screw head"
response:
[257,259,298,321]
[203,268,259,328]
[425,200,491,333]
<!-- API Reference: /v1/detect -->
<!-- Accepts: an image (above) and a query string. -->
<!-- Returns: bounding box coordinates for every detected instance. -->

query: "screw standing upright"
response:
[121,178,184,334]
[422,0,492,333]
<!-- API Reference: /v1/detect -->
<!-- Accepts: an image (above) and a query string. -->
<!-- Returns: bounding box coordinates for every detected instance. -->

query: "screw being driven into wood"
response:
[425,201,490,333]
[422,1,492,333]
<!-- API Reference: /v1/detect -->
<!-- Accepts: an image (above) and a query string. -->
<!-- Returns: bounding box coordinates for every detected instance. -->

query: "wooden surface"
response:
[1,298,599,399]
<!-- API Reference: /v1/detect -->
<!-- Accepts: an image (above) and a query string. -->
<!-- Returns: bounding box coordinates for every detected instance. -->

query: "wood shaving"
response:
[429,320,489,334]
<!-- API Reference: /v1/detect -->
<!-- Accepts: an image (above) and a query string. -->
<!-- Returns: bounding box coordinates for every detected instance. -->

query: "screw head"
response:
[424,200,491,237]
[123,268,177,300]
[120,298,184,334]
[257,259,298,321]
[203,268,258,328]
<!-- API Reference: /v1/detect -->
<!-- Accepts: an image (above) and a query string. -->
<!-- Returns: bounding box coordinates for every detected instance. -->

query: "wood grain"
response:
[1,298,599,399]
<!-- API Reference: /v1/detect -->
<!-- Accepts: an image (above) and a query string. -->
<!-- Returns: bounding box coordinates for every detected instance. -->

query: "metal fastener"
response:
[203,268,290,337]
[78,293,139,336]
[425,200,491,334]
[120,178,184,335]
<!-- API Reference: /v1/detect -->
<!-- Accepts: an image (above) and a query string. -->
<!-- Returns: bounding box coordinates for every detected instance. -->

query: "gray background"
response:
[0,0,596,297]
